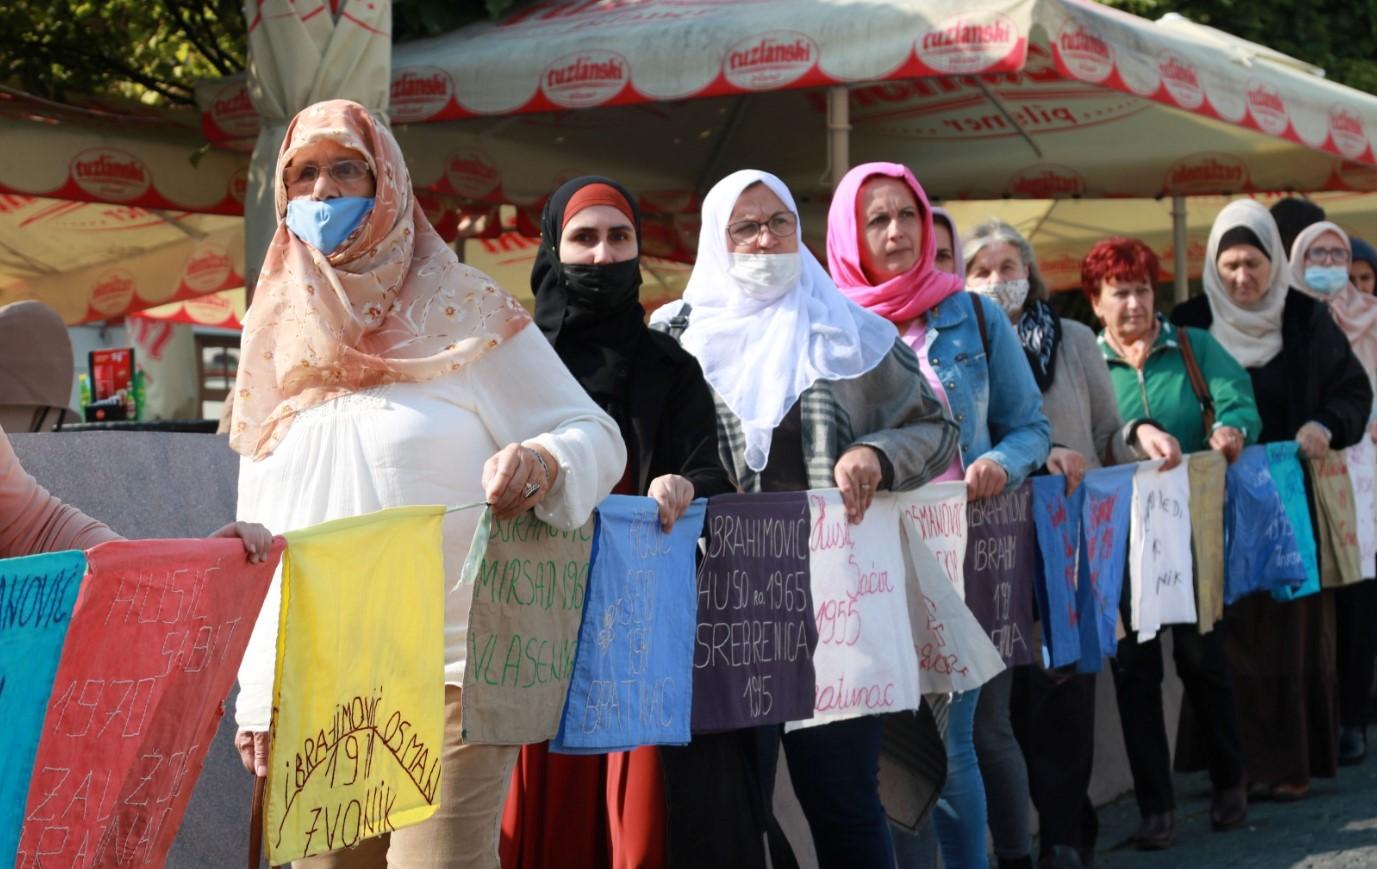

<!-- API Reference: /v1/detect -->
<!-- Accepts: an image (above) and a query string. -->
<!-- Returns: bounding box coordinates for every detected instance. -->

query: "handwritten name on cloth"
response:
[1130,462,1197,643]
[0,550,86,863]
[462,508,594,745]
[16,538,281,868]
[1310,453,1362,588]
[691,492,817,732]
[1079,465,1135,665]
[267,506,444,865]
[896,483,1004,694]
[1224,445,1306,604]
[1345,439,1377,578]
[1030,477,1084,670]
[963,484,1037,666]
[1188,452,1227,634]
[791,491,920,730]
[1267,442,1320,601]
[553,496,706,753]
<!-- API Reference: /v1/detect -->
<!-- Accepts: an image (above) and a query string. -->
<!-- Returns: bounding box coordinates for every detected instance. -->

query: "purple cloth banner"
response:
[964,483,1037,666]
[691,493,817,732]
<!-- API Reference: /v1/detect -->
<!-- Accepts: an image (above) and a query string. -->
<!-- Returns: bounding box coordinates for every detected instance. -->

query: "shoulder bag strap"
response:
[1176,326,1216,433]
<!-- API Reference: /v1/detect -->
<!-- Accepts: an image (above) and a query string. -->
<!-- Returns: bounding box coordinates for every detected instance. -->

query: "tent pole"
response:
[1171,196,1189,303]
[827,86,851,191]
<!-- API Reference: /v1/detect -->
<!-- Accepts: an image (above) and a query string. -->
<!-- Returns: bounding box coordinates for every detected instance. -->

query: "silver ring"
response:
[521,481,541,499]
[860,484,872,491]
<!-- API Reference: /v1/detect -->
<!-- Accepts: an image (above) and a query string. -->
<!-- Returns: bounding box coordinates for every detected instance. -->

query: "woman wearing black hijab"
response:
[502,175,734,869]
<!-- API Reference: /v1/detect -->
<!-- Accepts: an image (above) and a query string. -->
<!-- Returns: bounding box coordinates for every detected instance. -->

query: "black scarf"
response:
[1017,298,1062,392]
[531,176,647,430]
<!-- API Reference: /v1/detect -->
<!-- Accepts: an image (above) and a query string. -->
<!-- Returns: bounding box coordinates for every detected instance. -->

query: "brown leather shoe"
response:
[1210,785,1248,830]
[1270,782,1311,802]
[1132,812,1174,850]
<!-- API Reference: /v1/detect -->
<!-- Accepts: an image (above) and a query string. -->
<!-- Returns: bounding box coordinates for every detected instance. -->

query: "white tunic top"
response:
[233,324,625,730]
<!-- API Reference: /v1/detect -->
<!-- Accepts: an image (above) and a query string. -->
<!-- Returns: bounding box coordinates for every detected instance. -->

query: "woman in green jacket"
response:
[1082,236,1261,849]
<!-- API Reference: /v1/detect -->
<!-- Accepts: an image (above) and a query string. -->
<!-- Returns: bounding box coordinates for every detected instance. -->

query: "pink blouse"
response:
[901,317,965,483]
[0,427,118,556]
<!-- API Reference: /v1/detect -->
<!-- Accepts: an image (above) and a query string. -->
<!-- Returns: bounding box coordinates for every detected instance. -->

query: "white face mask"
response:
[728,252,802,301]
[969,278,1030,316]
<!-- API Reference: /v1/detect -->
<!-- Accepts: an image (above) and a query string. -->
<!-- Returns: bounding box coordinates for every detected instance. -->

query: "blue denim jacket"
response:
[922,292,1051,489]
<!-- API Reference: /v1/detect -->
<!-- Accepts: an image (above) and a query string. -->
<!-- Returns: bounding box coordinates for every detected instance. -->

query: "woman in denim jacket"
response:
[828,162,1051,869]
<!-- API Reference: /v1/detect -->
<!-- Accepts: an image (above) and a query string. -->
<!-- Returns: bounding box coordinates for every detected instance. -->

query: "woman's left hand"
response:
[1136,424,1182,470]
[483,443,556,520]
[648,474,695,532]
[1296,421,1331,459]
[210,521,273,563]
[1208,425,1245,463]
[965,458,1009,501]
[834,447,884,524]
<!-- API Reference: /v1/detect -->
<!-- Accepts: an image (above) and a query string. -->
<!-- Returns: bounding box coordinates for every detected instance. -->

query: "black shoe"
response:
[1038,845,1084,869]
[1340,726,1367,766]
[1131,812,1174,851]
[1210,784,1248,830]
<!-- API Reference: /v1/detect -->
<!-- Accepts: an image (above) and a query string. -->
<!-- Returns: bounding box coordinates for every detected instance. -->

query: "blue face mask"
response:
[284,197,375,254]
[1304,265,1349,295]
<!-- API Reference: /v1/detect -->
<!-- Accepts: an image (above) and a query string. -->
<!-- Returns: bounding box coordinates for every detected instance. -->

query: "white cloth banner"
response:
[1346,439,1377,579]
[896,483,1004,694]
[788,491,920,730]
[1130,461,1197,642]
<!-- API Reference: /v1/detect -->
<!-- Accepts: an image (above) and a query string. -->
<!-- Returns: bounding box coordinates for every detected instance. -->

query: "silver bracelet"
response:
[525,445,551,485]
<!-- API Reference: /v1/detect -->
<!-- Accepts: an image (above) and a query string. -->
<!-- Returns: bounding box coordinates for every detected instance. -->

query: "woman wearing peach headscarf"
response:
[229,100,625,868]
[1289,220,1377,767]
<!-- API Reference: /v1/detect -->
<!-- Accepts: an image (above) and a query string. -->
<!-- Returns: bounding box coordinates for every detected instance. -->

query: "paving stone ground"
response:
[1091,755,1377,868]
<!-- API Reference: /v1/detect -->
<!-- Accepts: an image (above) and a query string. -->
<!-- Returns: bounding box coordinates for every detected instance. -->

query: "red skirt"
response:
[500,743,666,869]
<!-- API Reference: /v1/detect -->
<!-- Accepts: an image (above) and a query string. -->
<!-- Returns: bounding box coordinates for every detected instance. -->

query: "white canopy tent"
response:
[198,0,1377,301]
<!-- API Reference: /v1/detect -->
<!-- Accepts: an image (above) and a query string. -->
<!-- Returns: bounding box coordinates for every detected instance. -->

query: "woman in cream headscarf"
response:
[1289,220,1377,767]
[653,168,959,869]
[229,100,625,868]
[1173,199,1371,801]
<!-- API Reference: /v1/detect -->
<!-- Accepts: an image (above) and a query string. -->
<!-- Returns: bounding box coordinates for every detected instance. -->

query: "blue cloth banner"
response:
[1266,442,1320,601]
[1080,465,1135,667]
[1224,445,1307,604]
[0,549,87,863]
[1031,477,1083,670]
[554,496,707,753]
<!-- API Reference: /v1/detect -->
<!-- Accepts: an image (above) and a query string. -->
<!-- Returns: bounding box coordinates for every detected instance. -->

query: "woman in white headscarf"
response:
[1173,199,1371,801]
[1289,220,1377,767]
[651,169,959,868]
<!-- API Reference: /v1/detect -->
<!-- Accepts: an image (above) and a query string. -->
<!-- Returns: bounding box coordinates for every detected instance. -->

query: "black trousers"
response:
[1012,666,1098,860]
[1109,622,1243,816]
[1335,579,1377,729]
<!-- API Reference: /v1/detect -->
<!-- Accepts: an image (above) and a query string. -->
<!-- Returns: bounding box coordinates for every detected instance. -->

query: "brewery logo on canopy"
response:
[1328,105,1369,160]
[70,148,152,202]
[444,149,502,200]
[917,12,1021,74]
[1164,153,1250,195]
[89,268,138,317]
[391,67,456,122]
[1054,21,1114,83]
[1156,51,1204,109]
[723,31,818,91]
[541,50,630,108]
[209,81,261,139]
[1247,80,1290,136]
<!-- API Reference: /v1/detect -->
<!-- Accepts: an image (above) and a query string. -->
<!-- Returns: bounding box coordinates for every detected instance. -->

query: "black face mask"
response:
[561,259,642,310]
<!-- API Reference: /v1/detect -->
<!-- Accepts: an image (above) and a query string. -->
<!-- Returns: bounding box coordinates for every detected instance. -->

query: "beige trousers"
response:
[292,686,519,869]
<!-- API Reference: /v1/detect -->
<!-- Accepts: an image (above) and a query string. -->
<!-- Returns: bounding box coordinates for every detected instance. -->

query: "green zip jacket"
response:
[1098,315,1262,452]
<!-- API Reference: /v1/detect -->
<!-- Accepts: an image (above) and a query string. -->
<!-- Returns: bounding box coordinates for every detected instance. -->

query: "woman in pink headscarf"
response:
[828,164,1050,869]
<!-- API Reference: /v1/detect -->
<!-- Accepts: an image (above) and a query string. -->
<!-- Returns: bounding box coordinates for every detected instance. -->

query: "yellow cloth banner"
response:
[1188,452,1226,634]
[266,505,447,865]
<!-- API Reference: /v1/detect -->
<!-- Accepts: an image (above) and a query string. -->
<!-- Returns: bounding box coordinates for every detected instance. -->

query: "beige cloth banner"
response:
[460,507,595,745]
[1188,452,1227,634]
[1311,453,1364,588]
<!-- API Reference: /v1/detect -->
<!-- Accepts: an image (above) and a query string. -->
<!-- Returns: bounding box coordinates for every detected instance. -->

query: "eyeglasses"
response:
[285,159,372,188]
[727,211,798,245]
[1305,246,1350,265]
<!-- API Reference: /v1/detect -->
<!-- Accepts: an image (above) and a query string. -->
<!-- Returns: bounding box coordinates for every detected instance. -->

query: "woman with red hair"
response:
[1084,236,1260,848]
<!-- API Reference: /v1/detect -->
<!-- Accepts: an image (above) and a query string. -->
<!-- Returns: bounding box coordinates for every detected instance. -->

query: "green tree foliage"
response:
[0,0,246,106]
[1103,0,1377,93]
[0,0,521,107]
